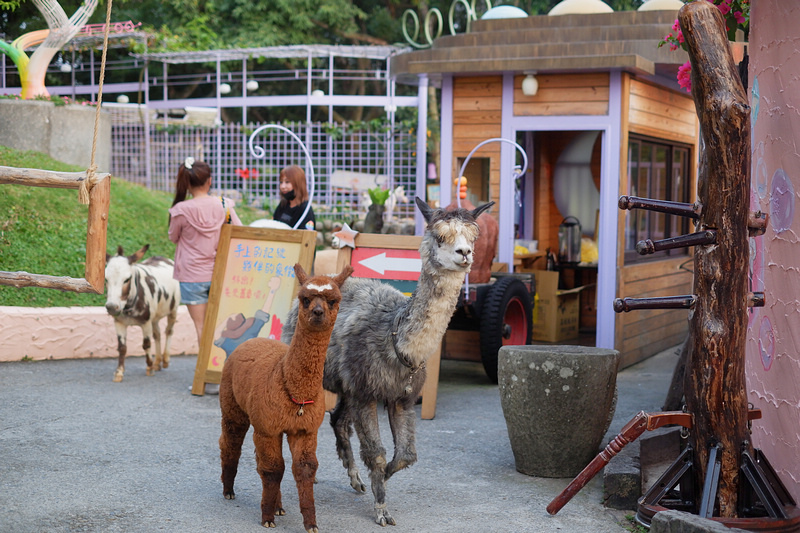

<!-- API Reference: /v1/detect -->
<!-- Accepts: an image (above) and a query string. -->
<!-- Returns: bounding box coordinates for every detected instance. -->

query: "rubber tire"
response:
[479,277,533,383]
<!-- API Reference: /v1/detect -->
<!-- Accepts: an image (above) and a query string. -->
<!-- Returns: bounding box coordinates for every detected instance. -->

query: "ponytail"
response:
[172,165,191,207]
[170,159,212,226]
[171,159,212,207]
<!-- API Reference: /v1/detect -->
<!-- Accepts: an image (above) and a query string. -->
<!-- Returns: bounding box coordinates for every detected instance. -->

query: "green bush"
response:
[0,145,263,307]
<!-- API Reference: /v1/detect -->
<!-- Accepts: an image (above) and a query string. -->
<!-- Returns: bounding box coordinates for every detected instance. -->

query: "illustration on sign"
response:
[192,224,316,396]
[206,238,301,372]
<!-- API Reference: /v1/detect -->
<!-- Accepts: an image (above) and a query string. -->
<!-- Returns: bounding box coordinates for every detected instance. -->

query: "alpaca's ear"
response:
[415,196,435,223]
[294,263,308,285]
[128,244,149,264]
[332,265,354,287]
[470,201,494,220]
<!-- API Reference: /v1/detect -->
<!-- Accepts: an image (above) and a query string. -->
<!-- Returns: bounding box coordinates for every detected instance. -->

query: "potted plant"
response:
[364,186,391,233]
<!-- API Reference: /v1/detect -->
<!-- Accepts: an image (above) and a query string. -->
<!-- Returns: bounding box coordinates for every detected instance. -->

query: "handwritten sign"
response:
[191,224,316,395]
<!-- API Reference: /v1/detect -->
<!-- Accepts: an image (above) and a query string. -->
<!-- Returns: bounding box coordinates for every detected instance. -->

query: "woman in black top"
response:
[272,165,316,230]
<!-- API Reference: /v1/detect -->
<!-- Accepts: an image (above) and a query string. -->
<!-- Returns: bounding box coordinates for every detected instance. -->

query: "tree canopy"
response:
[1,0,646,122]
[3,0,647,53]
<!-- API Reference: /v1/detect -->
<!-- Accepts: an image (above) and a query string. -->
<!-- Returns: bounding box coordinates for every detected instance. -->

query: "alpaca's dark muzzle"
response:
[310,303,326,323]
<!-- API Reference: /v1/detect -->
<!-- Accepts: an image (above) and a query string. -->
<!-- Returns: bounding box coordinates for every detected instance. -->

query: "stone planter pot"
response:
[498,345,620,478]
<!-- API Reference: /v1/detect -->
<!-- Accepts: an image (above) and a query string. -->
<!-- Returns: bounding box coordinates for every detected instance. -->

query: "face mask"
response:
[282,190,296,202]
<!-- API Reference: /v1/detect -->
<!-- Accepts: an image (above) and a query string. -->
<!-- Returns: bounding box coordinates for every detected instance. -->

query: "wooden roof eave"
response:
[431,24,677,50]
[389,9,688,83]
[392,52,657,78]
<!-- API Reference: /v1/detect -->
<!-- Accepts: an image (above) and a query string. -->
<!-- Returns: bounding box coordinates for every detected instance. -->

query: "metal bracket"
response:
[699,443,723,518]
[740,450,795,519]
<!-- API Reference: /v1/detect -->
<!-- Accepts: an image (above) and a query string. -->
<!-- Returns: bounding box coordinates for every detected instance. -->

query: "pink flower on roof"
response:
[677,61,692,93]
[661,1,748,90]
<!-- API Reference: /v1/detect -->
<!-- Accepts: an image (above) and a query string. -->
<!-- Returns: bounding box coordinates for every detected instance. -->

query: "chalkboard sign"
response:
[191,224,317,395]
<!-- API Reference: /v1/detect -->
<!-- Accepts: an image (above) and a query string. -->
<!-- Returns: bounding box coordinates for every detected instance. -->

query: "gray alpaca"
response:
[283,196,493,526]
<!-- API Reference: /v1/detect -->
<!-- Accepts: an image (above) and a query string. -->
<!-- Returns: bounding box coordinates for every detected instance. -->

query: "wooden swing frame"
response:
[0,166,109,293]
[0,0,114,294]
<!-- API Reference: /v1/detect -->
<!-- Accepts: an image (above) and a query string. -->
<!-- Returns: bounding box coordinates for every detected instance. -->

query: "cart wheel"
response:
[479,277,533,383]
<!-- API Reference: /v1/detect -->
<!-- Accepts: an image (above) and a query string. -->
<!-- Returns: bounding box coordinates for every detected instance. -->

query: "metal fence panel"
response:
[108,114,417,223]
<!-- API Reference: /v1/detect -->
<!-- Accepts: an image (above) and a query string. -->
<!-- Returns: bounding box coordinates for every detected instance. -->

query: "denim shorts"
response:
[180,281,211,305]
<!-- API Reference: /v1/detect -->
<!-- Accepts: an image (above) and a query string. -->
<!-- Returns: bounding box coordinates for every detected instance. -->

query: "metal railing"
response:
[108,109,418,222]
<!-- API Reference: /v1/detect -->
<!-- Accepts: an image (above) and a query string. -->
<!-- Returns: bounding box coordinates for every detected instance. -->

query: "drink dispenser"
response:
[558,216,582,264]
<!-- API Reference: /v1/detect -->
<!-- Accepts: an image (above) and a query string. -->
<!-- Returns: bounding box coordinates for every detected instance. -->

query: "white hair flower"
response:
[184,156,195,170]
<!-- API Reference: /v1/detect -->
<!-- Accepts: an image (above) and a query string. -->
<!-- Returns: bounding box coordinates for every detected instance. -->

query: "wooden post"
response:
[86,175,111,292]
[680,1,751,518]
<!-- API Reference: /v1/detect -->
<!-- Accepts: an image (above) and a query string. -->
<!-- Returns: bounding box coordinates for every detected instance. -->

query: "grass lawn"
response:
[0,145,264,307]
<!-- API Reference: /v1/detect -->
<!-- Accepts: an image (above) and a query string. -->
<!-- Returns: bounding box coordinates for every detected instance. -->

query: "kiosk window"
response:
[625,137,691,263]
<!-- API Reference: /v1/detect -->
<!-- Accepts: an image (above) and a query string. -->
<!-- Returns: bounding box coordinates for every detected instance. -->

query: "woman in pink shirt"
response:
[168,157,241,352]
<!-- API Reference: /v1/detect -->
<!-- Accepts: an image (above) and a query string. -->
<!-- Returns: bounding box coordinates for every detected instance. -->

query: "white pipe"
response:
[248,124,316,230]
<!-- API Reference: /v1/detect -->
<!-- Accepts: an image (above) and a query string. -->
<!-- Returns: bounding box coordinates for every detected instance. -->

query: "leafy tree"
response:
[5,0,650,53]
[2,0,646,119]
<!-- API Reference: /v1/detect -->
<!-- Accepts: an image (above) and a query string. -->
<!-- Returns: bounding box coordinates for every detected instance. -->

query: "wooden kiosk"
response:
[391,5,701,367]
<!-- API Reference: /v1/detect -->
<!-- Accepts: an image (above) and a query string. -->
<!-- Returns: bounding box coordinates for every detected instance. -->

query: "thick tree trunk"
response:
[680,1,751,518]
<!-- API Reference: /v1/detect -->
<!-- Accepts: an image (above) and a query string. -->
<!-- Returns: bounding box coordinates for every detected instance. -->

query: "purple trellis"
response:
[107,114,417,221]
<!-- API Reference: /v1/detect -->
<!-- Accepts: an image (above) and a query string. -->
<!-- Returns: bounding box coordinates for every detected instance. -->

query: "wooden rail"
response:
[0,165,110,293]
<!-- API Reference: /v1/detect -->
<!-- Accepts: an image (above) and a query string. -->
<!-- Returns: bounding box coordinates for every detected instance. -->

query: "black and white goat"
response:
[104,245,180,382]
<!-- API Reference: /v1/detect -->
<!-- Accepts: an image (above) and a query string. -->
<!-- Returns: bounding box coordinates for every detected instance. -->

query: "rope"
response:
[78,0,113,205]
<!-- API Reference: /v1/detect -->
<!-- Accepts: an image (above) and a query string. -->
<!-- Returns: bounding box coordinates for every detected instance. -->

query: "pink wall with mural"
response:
[746,0,800,501]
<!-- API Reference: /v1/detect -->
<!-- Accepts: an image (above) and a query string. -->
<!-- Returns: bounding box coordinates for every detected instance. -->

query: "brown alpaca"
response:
[219,263,353,532]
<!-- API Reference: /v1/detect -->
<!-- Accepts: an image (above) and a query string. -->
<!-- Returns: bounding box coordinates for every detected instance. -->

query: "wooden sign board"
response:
[335,233,442,420]
[349,244,421,295]
[191,224,316,395]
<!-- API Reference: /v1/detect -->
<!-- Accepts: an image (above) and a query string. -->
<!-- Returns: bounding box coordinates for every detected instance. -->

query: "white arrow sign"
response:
[358,252,422,276]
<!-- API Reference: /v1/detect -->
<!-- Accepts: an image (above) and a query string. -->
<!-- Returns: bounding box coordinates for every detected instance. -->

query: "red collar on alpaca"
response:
[290,397,314,416]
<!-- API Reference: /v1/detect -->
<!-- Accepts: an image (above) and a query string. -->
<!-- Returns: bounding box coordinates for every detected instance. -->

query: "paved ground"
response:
[0,345,680,532]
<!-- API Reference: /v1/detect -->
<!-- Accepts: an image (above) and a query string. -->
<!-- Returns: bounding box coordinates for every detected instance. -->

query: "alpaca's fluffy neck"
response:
[394,245,466,367]
[282,324,332,402]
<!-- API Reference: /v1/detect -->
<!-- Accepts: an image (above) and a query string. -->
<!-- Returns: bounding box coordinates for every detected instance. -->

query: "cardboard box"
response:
[531,270,584,343]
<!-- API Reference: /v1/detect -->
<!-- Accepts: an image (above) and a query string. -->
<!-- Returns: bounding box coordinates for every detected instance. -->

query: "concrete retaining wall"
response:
[0,306,198,362]
[0,100,111,172]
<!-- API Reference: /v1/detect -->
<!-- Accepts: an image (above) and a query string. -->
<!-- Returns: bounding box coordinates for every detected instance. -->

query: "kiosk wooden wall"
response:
[513,73,610,117]
[616,75,699,367]
[448,71,699,367]
[452,75,503,208]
